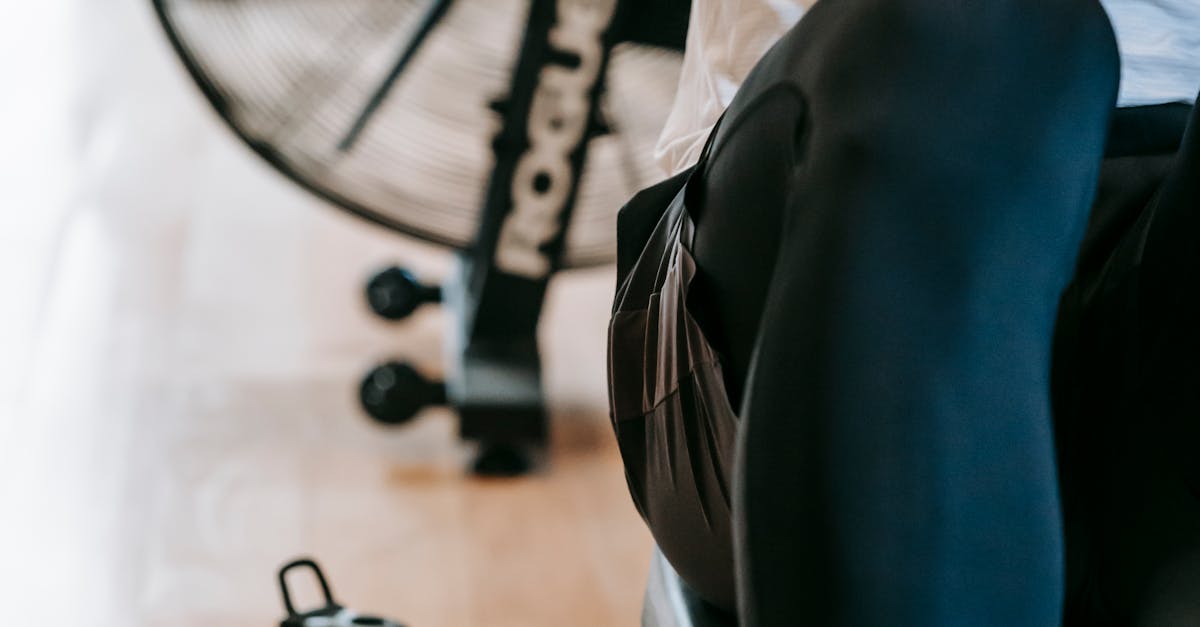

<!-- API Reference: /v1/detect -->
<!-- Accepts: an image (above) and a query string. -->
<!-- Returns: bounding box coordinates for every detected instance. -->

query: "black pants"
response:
[1053,103,1200,625]
[674,0,1199,624]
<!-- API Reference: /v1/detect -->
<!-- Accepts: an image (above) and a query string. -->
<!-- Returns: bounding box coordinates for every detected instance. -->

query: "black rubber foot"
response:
[471,443,532,477]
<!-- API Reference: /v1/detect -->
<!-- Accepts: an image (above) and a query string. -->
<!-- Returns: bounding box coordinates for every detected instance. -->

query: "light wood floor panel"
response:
[0,3,651,625]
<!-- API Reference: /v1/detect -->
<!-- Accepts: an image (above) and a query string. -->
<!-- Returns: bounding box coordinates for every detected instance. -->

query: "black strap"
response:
[696,112,727,171]
[681,112,727,249]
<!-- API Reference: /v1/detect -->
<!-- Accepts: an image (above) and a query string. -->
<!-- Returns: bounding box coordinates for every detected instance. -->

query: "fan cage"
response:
[153,0,683,267]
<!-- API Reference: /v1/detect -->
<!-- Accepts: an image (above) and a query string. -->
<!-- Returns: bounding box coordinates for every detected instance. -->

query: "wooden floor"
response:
[0,3,651,625]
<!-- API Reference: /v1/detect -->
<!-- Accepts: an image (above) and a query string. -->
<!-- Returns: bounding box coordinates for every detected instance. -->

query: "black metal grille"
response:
[154,0,682,266]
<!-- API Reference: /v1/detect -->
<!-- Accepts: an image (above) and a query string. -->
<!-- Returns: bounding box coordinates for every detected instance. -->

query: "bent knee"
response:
[785,0,1118,101]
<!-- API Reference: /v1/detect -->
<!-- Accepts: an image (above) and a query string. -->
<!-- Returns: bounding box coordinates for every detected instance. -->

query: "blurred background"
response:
[0,1,680,624]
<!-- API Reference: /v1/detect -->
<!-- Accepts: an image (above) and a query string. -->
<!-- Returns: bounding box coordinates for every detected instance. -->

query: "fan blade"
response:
[337,0,457,152]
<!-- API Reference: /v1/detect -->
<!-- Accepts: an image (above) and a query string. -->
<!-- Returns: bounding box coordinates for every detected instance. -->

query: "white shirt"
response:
[655,0,1200,175]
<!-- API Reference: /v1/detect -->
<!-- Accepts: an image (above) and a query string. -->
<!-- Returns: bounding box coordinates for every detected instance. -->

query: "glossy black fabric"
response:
[603,0,1200,624]
[609,119,740,609]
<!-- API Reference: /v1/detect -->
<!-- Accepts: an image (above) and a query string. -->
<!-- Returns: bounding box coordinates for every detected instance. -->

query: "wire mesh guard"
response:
[155,0,683,267]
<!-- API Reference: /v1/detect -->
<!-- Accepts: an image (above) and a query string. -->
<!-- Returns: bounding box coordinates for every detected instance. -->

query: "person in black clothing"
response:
[607,0,1200,624]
